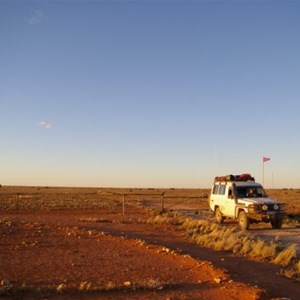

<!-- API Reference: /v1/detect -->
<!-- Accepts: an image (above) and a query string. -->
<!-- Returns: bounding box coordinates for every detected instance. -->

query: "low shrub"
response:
[273,244,297,266]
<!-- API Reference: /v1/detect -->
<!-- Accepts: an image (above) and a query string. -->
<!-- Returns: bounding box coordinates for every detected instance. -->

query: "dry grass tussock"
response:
[273,244,298,266]
[148,213,299,277]
[147,211,185,226]
[280,259,300,281]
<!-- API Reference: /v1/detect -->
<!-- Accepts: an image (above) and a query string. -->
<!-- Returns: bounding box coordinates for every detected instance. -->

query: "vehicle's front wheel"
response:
[215,207,224,224]
[238,211,250,230]
[271,219,283,229]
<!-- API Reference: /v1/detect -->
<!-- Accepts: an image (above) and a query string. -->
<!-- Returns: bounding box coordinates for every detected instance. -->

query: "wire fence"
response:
[0,188,210,214]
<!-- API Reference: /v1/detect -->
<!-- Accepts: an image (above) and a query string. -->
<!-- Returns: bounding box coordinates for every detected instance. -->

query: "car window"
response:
[236,186,264,198]
[218,185,226,195]
[212,185,219,194]
[236,187,247,197]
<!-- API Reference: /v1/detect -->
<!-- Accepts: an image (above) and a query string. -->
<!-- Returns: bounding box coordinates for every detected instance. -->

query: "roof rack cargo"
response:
[214,174,255,182]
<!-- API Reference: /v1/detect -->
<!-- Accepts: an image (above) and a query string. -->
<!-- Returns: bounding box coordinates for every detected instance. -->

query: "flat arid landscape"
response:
[0,186,299,299]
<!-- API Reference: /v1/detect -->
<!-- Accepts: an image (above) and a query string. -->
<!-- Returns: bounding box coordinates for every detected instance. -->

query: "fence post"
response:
[161,192,165,213]
[122,194,125,217]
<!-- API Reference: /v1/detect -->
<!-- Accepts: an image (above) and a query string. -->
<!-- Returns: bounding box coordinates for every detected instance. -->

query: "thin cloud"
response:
[38,121,53,129]
[26,10,44,25]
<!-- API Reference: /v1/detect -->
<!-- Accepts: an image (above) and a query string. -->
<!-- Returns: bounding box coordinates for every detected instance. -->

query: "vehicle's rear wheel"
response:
[215,207,224,224]
[271,219,283,229]
[238,211,250,230]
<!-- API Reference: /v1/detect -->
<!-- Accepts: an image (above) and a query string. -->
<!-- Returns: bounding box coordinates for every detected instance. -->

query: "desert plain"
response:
[0,186,299,299]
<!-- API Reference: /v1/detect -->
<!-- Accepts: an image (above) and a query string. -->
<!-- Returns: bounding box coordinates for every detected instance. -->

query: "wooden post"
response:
[161,192,165,213]
[122,194,125,217]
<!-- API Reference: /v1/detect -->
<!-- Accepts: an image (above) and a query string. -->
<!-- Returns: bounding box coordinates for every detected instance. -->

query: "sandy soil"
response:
[0,207,262,300]
[0,206,299,300]
[0,186,299,299]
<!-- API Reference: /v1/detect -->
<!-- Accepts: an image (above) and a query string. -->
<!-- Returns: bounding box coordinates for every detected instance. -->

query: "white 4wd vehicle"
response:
[209,174,286,230]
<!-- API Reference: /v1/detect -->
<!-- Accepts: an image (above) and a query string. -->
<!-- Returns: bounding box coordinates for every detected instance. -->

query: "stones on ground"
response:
[214,277,222,284]
[0,279,13,296]
[123,281,131,286]
[56,283,67,293]
[1,279,11,286]
[79,281,92,291]
[159,246,171,253]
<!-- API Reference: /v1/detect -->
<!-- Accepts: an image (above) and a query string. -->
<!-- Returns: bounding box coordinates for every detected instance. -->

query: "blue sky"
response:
[1,0,300,188]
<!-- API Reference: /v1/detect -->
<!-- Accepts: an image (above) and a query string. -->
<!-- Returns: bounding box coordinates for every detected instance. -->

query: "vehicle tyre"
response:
[215,207,224,224]
[238,211,250,230]
[271,219,283,229]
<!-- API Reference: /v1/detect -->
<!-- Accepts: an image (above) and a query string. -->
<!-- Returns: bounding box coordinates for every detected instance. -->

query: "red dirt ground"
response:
[0,205,299,299]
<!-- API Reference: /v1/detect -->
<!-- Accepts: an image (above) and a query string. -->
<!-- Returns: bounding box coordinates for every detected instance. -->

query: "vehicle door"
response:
[223,186,236,217]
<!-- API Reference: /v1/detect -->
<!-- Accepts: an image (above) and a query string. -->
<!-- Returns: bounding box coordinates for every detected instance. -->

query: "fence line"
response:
[119,192,206,215]
[0,191,207,215]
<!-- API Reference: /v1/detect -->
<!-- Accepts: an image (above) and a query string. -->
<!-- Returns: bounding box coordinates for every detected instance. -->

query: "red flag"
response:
[263,156,270,163]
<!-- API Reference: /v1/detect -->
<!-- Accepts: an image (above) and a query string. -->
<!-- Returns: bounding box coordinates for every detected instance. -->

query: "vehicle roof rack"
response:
[214,174,255,182]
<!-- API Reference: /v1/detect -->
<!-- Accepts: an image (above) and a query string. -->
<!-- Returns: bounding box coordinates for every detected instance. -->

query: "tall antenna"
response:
[262,156,270,187]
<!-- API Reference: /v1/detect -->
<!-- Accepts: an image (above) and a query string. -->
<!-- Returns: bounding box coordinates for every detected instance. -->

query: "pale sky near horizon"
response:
[1,0,300,188]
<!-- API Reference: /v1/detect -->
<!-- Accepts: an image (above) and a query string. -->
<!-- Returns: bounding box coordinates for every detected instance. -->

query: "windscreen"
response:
[236,186,266,198]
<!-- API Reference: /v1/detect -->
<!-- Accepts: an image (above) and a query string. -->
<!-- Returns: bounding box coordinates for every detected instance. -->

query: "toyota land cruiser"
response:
[209,174,286,230]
